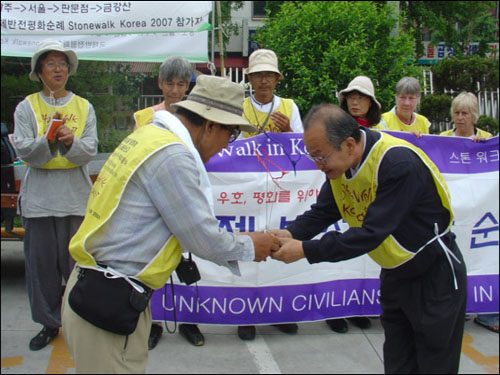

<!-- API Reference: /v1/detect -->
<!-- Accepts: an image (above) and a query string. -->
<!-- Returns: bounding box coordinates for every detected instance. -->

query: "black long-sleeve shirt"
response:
[287,128,455,279]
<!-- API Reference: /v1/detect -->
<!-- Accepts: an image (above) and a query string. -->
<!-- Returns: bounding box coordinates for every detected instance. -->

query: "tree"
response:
[400,1,498,59]
[253,1,420,115]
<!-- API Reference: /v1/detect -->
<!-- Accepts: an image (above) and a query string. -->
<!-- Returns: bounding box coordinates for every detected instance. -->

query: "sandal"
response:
[474,317,499,333]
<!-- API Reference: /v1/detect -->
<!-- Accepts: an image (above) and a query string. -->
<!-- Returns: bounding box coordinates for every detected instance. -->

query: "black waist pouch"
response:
[68,266,153,335]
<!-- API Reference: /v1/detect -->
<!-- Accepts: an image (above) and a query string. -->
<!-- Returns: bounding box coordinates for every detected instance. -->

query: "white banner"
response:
[151,133,499,324]
[0,1,210,62]
[1,1,211,35]
[1,32,208,62]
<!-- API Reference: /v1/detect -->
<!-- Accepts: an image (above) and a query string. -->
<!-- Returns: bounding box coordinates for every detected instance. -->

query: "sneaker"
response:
[148,323,163,350]
[272,323,298,334]
[179,324,205,346]
[326,318,348,333]
[347,317,372,329]
[237,325,256,341]
[29,326,59,351]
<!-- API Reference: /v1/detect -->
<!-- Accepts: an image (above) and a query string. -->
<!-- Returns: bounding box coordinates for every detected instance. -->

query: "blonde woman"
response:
[441,92,492,142]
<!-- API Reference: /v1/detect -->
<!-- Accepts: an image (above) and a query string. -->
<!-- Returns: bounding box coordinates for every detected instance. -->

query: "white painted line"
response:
[245,335,281,374]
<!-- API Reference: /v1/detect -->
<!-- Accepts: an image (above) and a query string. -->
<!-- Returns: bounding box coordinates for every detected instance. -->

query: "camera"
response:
[175,254,201,285]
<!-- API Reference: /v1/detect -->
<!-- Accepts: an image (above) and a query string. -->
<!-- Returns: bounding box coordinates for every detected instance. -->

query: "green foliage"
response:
[97,127,131,153]
[400,1,498,58]
[431,56,499,94]
[476,115,499,136]
[253,1,420,116]
[1,58,39,132]
[420,94,453,130]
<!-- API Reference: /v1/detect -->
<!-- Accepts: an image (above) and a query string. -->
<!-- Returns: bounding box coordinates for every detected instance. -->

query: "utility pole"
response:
[216,1,224,77]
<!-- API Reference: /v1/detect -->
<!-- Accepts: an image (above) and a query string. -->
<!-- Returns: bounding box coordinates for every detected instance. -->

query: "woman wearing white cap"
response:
[12,39,98,351]
[338,75,382,128]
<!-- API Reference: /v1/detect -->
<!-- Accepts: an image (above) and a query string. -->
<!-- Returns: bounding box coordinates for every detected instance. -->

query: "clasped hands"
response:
[245,230,305,264]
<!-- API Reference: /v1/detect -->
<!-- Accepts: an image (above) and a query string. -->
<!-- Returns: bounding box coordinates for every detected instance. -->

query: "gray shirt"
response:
[86,121,255,277]
[13,91,98,218]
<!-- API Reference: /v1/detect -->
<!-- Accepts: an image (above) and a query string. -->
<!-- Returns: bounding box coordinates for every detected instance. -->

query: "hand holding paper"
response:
[45,113,64,141]
[46,112,74,147]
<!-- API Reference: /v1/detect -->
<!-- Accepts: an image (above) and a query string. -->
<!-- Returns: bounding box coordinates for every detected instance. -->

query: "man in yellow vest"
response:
[133,56,192,130]
[61,75,280,373]
[271,104,467,374]
[12,40,98,351]
[133,55,196,351]
[242,48,303,138]
[237,48,303,340]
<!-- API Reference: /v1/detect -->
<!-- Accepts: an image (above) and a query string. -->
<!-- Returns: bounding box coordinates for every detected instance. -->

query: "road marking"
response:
[45,333,74,374]
[245,335,281,374]
[462,333,499,374]
[1,356,23,368]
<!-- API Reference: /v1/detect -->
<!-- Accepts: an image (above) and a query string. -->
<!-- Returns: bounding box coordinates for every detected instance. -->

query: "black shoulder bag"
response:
[68,266,153,336]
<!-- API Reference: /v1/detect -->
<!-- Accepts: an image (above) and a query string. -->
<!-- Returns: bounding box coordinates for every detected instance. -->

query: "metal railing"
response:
[422,68,499,120]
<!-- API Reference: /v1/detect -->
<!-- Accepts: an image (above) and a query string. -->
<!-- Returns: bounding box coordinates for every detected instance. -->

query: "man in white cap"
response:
[242,48,303,137]
[237,48,303,341]
[12,39,98,351]
[62,75,281,373]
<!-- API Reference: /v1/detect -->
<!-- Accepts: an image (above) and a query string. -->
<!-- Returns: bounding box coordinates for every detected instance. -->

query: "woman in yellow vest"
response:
[441,92,493,142]
[375,76,431,137]
[12,40,98,351]
[271,104,467,374]
[133,56,192,130]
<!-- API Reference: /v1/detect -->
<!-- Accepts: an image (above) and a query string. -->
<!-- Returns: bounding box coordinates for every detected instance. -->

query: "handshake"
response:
[245,230,304,264]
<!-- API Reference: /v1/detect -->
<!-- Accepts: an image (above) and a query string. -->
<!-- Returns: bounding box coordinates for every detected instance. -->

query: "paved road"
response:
[1,239,498,374]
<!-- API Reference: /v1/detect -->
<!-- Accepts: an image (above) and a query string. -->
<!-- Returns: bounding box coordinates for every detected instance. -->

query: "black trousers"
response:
[379,240,467,374]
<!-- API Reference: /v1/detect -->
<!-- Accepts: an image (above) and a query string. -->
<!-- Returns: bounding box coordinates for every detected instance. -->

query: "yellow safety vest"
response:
[133,107,155,129]
[27,93,88,169]
[440,128,492,139]
[242,97,293,138]
[69,125,184,289]
[375,108,430,134]
[330,132,453,269]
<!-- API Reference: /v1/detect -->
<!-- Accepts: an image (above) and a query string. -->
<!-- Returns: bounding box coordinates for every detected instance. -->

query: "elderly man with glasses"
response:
[11,39,98,351]
[271,104,467,374]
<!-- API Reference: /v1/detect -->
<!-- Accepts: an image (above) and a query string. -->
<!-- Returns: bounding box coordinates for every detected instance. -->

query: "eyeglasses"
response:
[304,148,335,165]
[219,124,241,143]
[43,61,69,70]
[250,72,278,81]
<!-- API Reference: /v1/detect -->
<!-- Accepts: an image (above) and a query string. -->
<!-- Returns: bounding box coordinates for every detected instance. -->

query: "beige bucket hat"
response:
[29,39,78,82]
[171,75,256,133]
[245,49,281,77]
[338,76,381,110]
